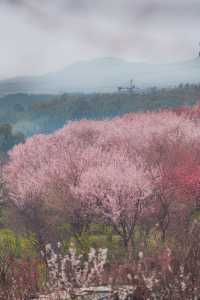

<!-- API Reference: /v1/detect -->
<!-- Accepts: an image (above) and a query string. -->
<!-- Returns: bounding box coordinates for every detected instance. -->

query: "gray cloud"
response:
[0,0,200,79]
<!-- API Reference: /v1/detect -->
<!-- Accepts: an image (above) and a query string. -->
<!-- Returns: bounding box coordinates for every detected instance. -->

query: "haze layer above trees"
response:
[0,57,200,95]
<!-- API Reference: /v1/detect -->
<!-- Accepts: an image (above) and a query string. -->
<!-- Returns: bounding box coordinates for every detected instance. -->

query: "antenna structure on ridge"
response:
[118,79,135,93]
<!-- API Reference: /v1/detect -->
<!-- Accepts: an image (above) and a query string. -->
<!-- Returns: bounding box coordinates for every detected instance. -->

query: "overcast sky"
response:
[0,0,200,79]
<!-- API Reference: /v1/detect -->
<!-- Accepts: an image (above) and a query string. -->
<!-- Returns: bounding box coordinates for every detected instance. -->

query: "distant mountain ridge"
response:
[0,57,200,95]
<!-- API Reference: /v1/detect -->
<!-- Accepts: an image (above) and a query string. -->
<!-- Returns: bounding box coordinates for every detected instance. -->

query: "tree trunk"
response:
[127,239,133,260]
[161,228,166,243]
[123,238,133,260]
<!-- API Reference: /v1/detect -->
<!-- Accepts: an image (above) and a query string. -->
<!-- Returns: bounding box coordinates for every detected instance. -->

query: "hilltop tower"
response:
[118,79,135,93]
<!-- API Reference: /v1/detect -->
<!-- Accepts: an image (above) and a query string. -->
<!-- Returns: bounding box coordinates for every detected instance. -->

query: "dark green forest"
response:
[1,83,200,155]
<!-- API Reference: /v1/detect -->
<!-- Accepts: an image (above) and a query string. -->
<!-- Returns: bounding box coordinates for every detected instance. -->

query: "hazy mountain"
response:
[0,57,200,95]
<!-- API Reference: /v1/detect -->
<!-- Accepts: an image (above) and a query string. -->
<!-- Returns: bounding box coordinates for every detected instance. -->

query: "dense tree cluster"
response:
[2,103,200,297]
[4,105,200,251]
[1,83,200,138]
[0,123,24,159]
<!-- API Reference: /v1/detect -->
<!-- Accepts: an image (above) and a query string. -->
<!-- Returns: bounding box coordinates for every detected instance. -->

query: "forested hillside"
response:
[1,84,200,140]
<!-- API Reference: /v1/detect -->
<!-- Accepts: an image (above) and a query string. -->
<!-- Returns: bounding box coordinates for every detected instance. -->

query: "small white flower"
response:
[127,273,132,281]
[138,251,144,259]
[181,281,186,291]
[45,243,52,251]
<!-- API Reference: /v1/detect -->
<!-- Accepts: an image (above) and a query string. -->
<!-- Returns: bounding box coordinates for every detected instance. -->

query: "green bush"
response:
[0,229,37,260]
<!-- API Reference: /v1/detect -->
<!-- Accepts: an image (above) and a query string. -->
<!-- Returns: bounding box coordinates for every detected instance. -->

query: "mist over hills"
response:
[0,57,200,96]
